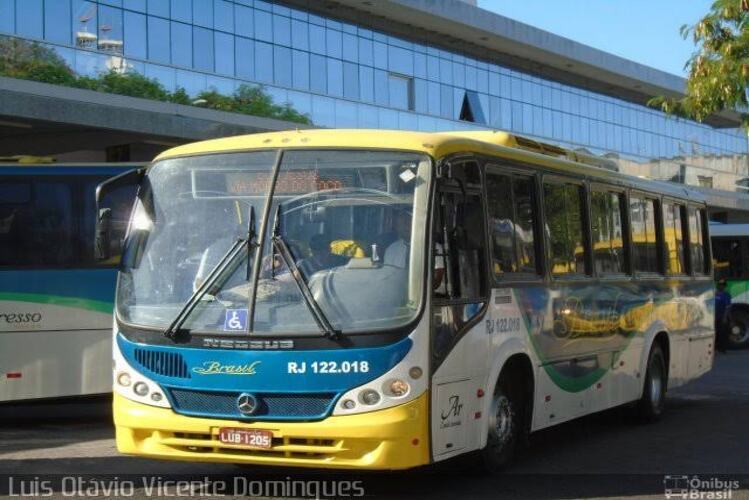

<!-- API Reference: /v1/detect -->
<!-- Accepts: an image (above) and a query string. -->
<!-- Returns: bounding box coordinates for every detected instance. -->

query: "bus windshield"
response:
[116,149,431,335]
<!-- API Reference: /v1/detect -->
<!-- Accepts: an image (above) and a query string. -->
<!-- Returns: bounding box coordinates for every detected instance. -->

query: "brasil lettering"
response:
[192,361,261,376]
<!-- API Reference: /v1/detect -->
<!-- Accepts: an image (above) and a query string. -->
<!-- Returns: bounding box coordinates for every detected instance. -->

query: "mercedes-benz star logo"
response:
[237,393,258,415]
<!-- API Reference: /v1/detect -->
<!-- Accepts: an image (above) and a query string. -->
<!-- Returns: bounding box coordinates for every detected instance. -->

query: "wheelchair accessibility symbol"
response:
[224,309,248,331]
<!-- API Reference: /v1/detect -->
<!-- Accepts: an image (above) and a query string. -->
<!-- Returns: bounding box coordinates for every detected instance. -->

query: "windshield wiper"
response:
[164,206,257,339]
[270,205,341,339]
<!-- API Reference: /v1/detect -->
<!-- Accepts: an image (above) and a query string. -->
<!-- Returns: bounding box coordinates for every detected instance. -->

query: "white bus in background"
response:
[0,162,139,402]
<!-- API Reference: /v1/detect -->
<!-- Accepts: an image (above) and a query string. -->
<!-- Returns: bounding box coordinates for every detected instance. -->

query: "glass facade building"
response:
[1,0,747,189]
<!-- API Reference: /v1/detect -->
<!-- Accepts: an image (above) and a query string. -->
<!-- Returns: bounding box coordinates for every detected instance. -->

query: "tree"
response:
[75,70,173,101]
[0,37,77,86]
[649,0,749,128]
[0,36,312,125]
[192,85,312,124]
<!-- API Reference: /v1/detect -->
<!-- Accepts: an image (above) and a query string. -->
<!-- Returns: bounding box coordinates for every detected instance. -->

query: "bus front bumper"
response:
[113,392,430,470]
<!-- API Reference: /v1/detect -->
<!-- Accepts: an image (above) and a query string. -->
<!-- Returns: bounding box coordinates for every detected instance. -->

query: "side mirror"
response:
[94,167,145,265]
[95,207,113,261]
[95,167,145,210]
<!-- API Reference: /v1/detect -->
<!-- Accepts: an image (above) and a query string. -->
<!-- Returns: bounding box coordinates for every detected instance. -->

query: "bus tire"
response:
[481,377,524,473]
[728,308,749,349]
[635,343,666,422]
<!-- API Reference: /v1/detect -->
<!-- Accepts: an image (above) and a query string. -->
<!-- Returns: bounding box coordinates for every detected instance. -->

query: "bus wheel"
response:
[481,378,523,472]
[728,309,749,348]
[635,343,666,422]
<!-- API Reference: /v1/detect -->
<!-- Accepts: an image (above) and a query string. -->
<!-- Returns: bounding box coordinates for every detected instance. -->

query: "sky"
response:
[478,0,713,77]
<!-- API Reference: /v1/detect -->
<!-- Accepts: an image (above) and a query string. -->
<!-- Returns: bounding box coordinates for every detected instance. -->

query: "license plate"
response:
[218,428,273,449]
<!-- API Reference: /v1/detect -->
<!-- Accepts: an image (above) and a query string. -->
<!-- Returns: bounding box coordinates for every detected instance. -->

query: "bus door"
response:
[430,158,489,457]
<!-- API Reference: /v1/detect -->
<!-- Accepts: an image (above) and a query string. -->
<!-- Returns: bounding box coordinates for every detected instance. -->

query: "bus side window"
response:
[687,207,708,275]
[590,189,627,275]
[0,180,31,266]
[542,180,587,276]
[0,178,74,267]
[629,196,660,274]
[663,202,687,275]
[486,169,539,278]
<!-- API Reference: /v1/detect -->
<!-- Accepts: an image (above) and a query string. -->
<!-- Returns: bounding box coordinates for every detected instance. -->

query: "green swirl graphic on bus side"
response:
[511,281,710,393]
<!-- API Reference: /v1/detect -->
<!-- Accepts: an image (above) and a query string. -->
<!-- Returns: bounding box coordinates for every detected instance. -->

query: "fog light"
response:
[116,372,131,387]
[133,382,149,396]
[150,392,163,402]
[408,366,423,380]
[387,379,410,397]
[341,399,356,409]
[360,389,381,406]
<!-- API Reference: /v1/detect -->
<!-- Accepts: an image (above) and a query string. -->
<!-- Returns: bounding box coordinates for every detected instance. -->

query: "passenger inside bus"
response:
[298,234,349,276]
[713,238,745,280]
[384,210,411,268]
[192,204,248,291]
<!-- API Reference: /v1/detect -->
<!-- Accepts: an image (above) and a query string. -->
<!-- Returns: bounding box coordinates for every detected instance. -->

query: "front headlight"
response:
[113,337,171,408]
[333,335,429,416]
[341,399,356,410]
[133,382,149,397]
[385,379,410,397]
[359,389,381,406]
[116,372,131,387]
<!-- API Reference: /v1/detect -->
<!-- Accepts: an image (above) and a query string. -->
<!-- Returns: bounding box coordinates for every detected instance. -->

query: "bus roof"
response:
[154,129,708,204]
[0,162,146,167]
[0,163,146,176]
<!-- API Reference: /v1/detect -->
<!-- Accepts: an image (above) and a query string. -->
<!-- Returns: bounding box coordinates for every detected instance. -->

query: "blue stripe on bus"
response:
[0,268,118,303]
[117,333,412,394]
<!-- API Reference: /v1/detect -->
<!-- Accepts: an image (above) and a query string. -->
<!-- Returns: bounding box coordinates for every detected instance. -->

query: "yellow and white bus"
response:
[101,129,714,471]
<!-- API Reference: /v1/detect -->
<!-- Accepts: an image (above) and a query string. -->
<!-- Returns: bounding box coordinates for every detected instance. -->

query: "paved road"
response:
[1,352,749,499]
